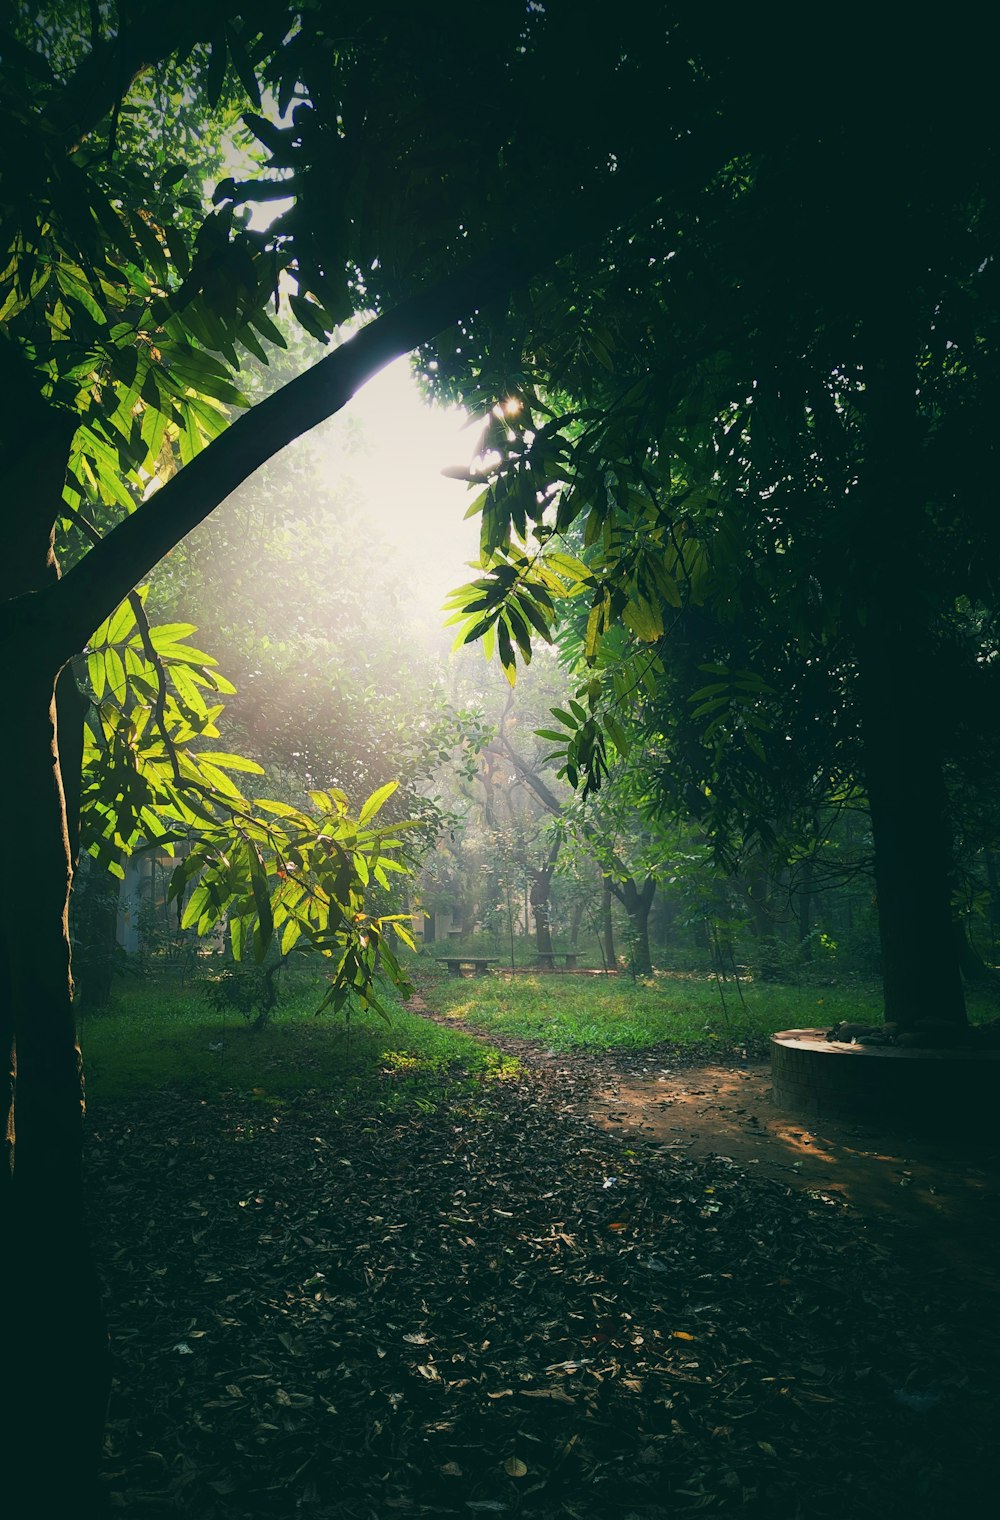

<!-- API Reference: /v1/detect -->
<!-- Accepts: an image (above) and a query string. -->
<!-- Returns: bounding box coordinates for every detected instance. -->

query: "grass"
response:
[414,960,1000,1051]
[414,965,860,1050]
[81,960,1000,1107]
[80,974,516,1108]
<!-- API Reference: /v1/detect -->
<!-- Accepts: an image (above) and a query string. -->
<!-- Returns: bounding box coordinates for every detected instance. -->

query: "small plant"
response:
[203,965,282,1029]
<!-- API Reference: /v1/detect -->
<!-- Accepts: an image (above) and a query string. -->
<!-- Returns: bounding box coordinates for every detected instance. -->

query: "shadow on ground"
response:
[588,1062,1000,1299]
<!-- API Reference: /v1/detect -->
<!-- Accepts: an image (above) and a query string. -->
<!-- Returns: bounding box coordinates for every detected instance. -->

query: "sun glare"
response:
[318,358,483,623]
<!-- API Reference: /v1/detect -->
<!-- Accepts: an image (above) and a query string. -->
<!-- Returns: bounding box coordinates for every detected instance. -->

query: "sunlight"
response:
[318,359,483,624]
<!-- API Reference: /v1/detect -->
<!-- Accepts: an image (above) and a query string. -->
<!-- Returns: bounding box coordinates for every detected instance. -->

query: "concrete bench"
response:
[436,957,501,976]
[535,951,579,970]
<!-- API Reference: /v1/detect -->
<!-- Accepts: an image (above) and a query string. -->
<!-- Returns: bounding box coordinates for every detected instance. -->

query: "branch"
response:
[47,247,530,659]
[44,1,253,153]
[499,732,564,818]
[29,127,730,663]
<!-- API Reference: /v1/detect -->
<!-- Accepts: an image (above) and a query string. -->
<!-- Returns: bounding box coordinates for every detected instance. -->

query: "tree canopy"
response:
[2,5,998,1508]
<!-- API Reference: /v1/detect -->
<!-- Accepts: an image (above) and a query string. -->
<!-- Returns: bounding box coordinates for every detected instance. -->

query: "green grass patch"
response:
[414,965,878,1051]
[81,976,515,1109]
[415,963,1000,1051]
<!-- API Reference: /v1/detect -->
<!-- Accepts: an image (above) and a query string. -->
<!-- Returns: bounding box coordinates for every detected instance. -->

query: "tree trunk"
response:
[854,276,967,1032]
[614,876,656,976]
[0,664,111,1513]
[857,647,966,1028]
[530,873,555,959]
[601,876,617,966]
[529,835,561,963]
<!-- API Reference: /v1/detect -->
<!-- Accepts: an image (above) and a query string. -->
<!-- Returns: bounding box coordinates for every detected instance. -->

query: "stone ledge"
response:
[770,1028,1000,1134]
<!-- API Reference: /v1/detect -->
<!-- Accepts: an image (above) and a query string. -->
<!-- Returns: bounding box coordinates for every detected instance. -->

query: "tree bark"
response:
[612,876,656,976]
[529,836,561,962]
[857,646,966,1027]
[569,897,585,950]
[0,662,111,1514]
[601,876,617,967]
[854,259,967,1031]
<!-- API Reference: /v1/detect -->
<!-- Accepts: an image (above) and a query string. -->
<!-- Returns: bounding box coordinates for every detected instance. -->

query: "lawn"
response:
[412,961,885,1053]
[84,964,1000,1104]
[80,974,515,1107]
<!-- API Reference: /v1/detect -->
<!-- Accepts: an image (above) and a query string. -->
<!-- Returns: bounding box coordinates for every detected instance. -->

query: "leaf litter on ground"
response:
[88,1050,997,1518]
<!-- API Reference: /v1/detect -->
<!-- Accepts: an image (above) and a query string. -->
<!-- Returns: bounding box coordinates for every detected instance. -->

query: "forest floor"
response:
[409,995,1000,1299]
[88,983,1000,1519]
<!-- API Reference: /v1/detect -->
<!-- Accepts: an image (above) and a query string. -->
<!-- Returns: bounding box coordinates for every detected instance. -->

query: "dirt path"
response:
[589,1061,1000,1297]
[410,998,1000,1300]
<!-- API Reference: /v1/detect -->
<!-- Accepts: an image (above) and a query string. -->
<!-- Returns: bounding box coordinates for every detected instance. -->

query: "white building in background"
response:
[114,848,225,959]
[115,855,147,954]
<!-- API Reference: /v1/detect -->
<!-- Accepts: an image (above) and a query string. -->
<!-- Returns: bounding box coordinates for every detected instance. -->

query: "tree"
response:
[439,20,999,1039]
[1,4,727,1500]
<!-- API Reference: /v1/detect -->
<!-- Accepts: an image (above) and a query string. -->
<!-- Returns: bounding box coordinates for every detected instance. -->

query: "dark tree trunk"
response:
[530,875,555,959]
[569,897,585,949]
[0,373,111,1508]
[601,876,617,966]
[528,835,561,963]
[854,280,967,1032]
[0,666,111,1515]
[613,876,656,976]
[857,647,966,1028]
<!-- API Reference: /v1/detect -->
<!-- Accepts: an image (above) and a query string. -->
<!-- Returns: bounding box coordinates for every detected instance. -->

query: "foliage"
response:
[79,589,417,1012]
[202,963,282,1025]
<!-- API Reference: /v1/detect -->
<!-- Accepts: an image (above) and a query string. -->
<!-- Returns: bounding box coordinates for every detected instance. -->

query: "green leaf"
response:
[496,617,516,685]
[622,595,664,642]
[196,751,265,774]
[104,648,127,704]
[88,649,107,699]
[280,918,302,954]
[106,597,139,645]
[289,293,330,343]
[359,780,398,825]
[249,852,274,963]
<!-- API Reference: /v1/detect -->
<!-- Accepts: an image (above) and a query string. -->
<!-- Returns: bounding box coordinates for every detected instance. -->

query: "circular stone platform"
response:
[770,1028,1000,1135]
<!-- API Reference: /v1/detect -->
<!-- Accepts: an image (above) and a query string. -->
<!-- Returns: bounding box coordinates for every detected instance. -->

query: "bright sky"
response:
[316,358,484,625]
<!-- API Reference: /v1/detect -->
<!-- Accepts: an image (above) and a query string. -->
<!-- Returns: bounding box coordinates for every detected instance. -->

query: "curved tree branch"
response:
[11,126,729,669]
